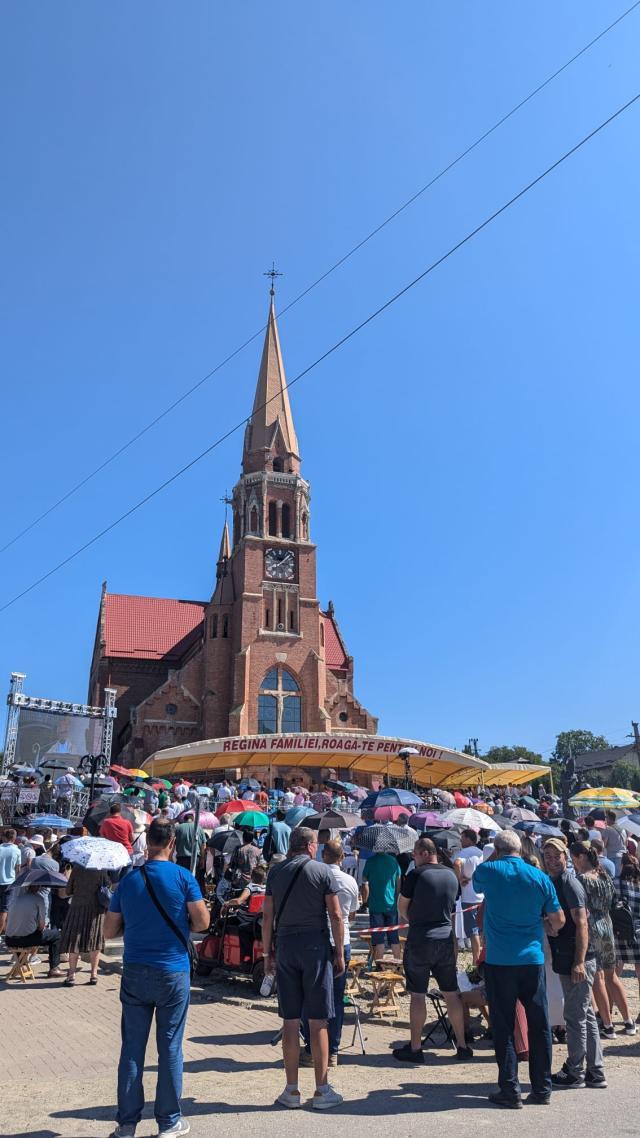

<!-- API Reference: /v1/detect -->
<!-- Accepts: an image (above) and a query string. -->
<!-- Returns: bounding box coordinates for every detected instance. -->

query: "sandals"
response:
[89,977,98,985]
[64,977,76,986]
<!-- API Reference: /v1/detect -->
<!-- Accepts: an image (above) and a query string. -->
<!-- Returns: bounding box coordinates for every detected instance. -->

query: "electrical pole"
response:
[632,721,640,768]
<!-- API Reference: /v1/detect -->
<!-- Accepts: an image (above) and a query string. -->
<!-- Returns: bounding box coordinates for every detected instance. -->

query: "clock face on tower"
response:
[265,548,295,580]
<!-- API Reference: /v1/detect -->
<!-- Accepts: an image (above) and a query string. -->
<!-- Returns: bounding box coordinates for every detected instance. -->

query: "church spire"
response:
[211,517,234,603]
[217,519,231,564]
[242,294,300,474]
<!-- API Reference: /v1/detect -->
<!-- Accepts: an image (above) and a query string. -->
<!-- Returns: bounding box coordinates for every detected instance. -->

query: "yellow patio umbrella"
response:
[125,768,149,780]
[568,787,640,811]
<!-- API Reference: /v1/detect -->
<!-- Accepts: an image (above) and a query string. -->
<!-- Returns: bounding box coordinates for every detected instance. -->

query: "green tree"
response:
[552,730,610,764]
[609,761,640,791]
[484,744,544,765]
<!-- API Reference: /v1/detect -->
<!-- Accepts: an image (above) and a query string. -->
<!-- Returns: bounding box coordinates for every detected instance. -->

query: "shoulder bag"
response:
[141,865,200,980]
[272,858,307,953]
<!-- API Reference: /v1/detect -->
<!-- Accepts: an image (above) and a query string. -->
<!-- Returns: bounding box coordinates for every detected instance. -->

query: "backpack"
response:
[611,883,638,945]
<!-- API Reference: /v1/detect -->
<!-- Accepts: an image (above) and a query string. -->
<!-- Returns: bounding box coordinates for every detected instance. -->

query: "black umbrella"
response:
[352,823,415,854]
[305,810,362,831]
[421,827,462,852]
[514,820,564,838]
[18,865,69,889]
[207,829,242,855]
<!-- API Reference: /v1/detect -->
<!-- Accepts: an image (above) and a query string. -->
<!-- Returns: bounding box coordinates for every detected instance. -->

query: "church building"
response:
[88,293,378,763]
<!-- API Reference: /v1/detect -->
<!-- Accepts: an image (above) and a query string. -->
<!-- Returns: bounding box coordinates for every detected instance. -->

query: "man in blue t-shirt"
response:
[472,829,564,1109]
[105,818,209,1138]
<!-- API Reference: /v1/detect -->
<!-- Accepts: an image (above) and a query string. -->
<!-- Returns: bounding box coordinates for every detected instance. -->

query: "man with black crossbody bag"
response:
[104,818,210,1138]
[262,826,345,1110]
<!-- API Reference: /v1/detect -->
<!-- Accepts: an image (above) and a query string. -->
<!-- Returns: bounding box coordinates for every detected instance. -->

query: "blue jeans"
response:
[302,944,351,1055]
[484,963,552,1098]
[117,963,191,1130]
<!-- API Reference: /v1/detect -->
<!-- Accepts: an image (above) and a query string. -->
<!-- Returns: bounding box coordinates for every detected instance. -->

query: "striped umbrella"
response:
[569,787,640,811]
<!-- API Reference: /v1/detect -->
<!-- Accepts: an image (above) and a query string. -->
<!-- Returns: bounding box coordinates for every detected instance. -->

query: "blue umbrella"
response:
[270,789,285,798]
[285,805,317,827]
[239,778,261,792]
[514,820,564,838]
[27,814,76,830]
[195,786,213,795]
[360,788,422,810]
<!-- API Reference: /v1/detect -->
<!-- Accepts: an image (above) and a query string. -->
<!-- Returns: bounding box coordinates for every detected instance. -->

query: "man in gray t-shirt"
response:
[262,827,345,1110]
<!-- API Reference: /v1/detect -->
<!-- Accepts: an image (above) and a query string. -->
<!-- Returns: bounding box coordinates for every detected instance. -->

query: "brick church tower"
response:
[88,291,377,761]
[204,293,336,738]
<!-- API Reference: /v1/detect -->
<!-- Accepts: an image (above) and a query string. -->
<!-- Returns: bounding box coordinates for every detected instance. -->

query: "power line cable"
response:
[2,1,639,557]
[1,89,638,615]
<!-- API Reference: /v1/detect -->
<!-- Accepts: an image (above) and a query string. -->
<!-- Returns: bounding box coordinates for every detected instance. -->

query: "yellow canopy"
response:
[438,763,551,789]
[142,732,489,787]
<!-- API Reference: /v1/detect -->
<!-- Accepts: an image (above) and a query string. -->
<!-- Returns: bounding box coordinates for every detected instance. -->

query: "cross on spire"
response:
[263,261,283,297]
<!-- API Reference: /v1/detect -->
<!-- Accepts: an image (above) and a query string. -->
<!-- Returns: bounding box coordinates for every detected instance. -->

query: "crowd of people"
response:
[2,770,640,1135]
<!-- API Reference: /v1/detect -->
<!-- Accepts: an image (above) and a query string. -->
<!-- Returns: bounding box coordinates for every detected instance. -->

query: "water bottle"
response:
[260,968,275,997]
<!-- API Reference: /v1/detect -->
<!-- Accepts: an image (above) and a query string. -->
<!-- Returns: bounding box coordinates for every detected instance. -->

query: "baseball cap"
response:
[541,837,567,854]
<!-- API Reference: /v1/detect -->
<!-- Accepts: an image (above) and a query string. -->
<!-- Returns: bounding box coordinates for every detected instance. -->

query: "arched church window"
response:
[268,501,277,536]
[250,506,258,534]
[320,622,324,647]
[258,667,301,734]
[211,614,218,639]
[273,457,284,472]
[222,614,229,638]
[281,503,291,539]
[301,511,308,540]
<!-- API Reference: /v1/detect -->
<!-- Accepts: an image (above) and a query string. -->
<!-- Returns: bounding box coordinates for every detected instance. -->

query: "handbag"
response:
[141,865,200,980]
[97,874,113,912]
[611,880,638,946]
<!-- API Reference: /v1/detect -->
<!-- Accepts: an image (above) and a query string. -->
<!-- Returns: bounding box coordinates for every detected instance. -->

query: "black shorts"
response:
[276,930,335,1021]
[404,934,458,995]
[0,884,11,914]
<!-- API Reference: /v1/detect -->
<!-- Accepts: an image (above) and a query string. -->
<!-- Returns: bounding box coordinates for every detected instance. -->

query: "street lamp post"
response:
[79,752,109,804]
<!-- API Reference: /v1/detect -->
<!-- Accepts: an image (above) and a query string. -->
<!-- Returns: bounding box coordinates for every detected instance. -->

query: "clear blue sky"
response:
[1,2,639,760]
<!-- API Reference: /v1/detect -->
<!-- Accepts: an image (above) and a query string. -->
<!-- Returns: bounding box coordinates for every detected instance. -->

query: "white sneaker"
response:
[157,1119,190,1138]
[275,1088,302,1109]
[311,1086,344,1110]
[28,954,42,965]
[623,1021,638,1036]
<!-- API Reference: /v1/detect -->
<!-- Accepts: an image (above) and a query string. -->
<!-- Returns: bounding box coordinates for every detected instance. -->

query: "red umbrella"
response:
[374,805,413,823]
[215,799,256,819]
[110,764,131,777]
[454,791,471,808]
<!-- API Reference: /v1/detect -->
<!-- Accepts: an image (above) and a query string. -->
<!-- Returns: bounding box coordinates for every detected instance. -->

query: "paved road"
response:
[2,949,638,1138]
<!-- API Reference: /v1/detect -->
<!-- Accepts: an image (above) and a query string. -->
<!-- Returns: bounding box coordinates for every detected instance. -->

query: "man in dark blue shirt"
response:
[105,818,209,1138]
[473,829,564,1108]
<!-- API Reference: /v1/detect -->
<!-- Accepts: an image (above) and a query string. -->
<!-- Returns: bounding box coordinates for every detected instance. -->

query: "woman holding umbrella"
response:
[59,845,116,986]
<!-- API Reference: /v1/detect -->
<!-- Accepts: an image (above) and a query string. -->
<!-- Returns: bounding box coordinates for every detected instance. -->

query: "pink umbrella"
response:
[409,811,453,830]
[374,805,414,823]
[310,792,332,810]
[179,809,219,829]
[349,787,368,801]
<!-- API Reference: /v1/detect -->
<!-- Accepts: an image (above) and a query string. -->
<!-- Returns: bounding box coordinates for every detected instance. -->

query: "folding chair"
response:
[6,950,36,983]
[423,989,456,1050]
[343,994,367,1054]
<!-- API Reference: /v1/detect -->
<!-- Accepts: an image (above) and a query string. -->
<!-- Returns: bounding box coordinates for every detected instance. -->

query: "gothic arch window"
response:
[249,506,258,534]
[281,503,291,539]
[301,511,309,540]
[320,621,324,647]
[222,614,229,638]
[211,614,218,639]
[258,667,302,734]
[268,501,277,536]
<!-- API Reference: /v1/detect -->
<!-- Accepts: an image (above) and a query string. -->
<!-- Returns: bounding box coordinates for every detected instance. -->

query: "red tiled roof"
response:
[321,612,349,672]
[103,593,205,660]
